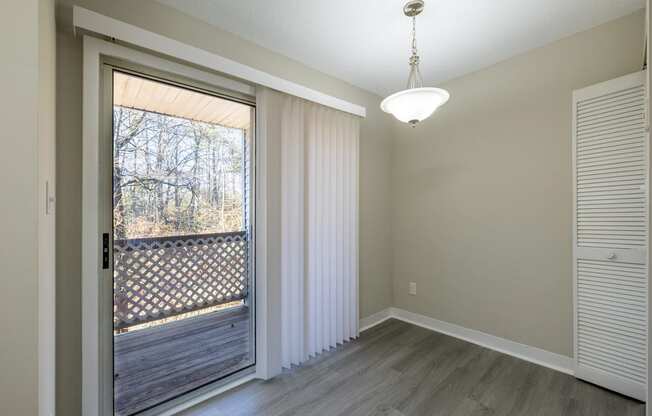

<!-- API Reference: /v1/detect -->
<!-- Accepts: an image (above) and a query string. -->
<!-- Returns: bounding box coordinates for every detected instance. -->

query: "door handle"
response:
[102,233,110,269]
[607,252,617,260]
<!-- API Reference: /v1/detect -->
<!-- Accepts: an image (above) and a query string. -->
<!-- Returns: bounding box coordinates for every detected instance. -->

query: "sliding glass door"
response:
[104,64,255,415]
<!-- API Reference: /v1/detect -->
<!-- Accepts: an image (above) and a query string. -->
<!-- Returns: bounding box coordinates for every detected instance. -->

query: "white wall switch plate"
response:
[408,282,417,296]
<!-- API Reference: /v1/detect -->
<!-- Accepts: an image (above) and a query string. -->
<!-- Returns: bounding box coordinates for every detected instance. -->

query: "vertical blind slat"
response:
[279,96,359,368]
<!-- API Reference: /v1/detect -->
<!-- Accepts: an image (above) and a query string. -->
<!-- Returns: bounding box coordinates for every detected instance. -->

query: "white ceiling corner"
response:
[156,0,645,97]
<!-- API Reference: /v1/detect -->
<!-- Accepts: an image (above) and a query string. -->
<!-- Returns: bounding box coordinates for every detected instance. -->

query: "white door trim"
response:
[81,35,103,416]
[72,6,366,118]
[648,3,652,411]
[81,36,266,416]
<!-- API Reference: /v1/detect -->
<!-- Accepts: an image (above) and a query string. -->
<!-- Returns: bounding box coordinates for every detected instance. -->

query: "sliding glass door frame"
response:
[86,37,257,416]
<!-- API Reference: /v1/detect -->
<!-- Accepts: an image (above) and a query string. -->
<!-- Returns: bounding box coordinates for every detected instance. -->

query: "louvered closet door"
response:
[573,70,648,401]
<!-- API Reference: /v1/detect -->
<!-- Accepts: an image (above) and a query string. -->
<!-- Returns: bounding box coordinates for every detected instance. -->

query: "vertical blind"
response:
[279,95,360,368]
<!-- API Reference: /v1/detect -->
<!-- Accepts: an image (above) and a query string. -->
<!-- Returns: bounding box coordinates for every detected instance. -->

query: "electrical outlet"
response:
[408,282,417,296]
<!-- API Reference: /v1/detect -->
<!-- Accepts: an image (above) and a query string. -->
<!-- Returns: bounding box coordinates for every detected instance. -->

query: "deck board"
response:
[114,305,251,416]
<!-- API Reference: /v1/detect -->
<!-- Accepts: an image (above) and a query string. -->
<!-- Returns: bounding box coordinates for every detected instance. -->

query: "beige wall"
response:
[0,1,39,414]
[1,0,56,415]
[55,28,83,416]
[54,0,394,414]
[391,11,645,357]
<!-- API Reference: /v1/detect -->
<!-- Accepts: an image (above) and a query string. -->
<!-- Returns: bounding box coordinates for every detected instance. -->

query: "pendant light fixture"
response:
[381,0,449,126]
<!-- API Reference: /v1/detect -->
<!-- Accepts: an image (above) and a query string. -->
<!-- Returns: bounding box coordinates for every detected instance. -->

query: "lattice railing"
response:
[113,231,248,330]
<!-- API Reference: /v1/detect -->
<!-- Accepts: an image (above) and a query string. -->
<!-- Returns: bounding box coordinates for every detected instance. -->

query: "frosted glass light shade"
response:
[380,87,450,125]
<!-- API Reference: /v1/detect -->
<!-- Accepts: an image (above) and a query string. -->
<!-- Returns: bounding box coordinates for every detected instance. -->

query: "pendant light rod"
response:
[406,16,423,89]
[405,0,424,89]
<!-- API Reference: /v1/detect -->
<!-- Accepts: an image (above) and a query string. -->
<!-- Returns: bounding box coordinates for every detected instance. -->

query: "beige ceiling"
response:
[113,71,251,130]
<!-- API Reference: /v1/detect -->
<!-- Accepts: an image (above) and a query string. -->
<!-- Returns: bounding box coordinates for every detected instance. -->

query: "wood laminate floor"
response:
[183,319,644,416]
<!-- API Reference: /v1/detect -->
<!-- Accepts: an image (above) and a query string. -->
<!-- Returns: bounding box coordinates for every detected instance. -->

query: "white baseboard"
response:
[359,308,393,332]
[360,307,574,376]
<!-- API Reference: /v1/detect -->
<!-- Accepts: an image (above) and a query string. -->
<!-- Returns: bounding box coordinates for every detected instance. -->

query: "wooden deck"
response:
[114,305,251,416]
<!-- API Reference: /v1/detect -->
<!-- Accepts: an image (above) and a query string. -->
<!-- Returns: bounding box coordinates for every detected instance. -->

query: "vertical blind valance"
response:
[269,90,360,368]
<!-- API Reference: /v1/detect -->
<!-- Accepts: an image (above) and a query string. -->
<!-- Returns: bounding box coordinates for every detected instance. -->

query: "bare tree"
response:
[112,106,245,239]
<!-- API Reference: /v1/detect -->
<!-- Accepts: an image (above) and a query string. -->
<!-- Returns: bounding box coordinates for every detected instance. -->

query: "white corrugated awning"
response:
[113,71,252,130]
